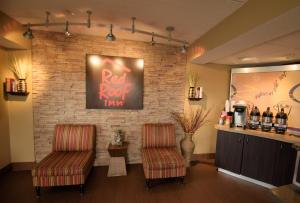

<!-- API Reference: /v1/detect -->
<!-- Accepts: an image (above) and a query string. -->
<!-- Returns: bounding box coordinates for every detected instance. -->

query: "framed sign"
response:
[86,54,144,109]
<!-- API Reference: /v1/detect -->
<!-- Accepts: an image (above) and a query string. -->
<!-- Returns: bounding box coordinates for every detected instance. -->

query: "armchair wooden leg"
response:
[35,187,41,197]
[80,184,85,194]
[179,176,185,184]
[145,179,152,189]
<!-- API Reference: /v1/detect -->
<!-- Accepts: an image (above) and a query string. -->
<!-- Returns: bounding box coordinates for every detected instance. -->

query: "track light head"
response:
[106,24,116,41]
[181,43,188,54]
[23,23,34,39]
[150,32,156,46]
[65,21,71,37]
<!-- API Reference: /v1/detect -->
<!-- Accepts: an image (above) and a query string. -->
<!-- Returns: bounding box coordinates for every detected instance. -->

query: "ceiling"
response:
[0,0,247,45]
[214,30,300,65]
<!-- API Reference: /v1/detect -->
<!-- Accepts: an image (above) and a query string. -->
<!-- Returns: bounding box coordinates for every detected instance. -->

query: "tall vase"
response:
[188,86,195,98]
[17,79,27,93]
[180,133,195,167]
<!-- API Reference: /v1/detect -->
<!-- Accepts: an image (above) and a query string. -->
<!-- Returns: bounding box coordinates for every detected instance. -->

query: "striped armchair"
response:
[32,124,96,196]
[141,123,186,187]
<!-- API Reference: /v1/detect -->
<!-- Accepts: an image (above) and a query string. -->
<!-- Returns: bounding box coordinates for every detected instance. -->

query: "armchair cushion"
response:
[32,151,94,177]
[141,148,185,170]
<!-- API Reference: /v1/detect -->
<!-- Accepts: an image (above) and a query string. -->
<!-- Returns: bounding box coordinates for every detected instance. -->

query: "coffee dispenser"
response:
[274,108,288,134]
[249,106,260,130]
[261,107,273,132]
[233,105,247,127]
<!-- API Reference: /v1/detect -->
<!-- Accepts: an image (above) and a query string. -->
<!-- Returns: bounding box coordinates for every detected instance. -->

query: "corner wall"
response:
[184,63,231,154]
[0,48,11,169]
[7,51,35,163]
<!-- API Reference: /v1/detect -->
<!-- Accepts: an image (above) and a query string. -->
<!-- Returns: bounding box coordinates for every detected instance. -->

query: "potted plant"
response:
[172,106,210,167]
[112,129,125,146]
[9,55,29,93]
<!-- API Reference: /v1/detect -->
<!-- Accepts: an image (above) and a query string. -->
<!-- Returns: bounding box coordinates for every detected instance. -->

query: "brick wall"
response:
[32,30,187,165]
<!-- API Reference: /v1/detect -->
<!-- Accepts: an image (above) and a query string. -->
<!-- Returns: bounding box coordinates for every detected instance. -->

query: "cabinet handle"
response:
[280,144,283,149]
[246,138,249,144]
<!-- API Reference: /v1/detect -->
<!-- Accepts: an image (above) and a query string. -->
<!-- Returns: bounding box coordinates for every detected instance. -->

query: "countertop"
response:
[215,124,300,148]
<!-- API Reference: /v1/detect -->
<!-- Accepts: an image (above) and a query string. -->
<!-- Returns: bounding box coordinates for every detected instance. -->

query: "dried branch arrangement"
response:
[9,55,29,79]
[172,105,210,134]
[188,68,200,87]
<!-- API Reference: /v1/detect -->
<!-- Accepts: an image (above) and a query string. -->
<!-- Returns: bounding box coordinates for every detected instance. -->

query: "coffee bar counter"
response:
[215,124,300,188]
[215,124,300,147]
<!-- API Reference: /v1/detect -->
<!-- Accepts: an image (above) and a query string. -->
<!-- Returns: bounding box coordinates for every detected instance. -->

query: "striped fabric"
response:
[141,123,186,180]
[142,148,185,170]
[32,124,96,187]
[32,151,94,177]
[33,174,87,187]
[142,123,176,148]
[53,124,95,152]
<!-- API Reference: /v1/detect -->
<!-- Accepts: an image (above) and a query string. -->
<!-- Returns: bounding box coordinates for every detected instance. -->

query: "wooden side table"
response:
[107,142,128,177]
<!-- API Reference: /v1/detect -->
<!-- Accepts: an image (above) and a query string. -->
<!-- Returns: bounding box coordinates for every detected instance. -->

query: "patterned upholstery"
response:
[142,123,176,148]
[141,123,186,180]
[142,148,185,179]
[32,152,94,177]
[32,124,96,188]
[53,124,95,151]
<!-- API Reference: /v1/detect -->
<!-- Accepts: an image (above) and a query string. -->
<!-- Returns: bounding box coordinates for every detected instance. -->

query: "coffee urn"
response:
[249,106,260,130]
[274,108,288,134]
[261,107,273,132]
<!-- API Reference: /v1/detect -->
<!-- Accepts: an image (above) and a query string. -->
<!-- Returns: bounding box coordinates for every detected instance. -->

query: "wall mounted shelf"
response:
[5,91,30,96]
[188,97,202,101]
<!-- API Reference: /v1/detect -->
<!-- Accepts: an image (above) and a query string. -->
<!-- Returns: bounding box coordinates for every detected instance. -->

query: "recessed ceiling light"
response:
[240,57,257,62]
[53,13,66,18]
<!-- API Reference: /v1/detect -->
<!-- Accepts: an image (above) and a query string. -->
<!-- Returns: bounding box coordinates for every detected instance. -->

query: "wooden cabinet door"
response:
[216,130,244,174]
[273,142,297,186]
[241,135,278,184]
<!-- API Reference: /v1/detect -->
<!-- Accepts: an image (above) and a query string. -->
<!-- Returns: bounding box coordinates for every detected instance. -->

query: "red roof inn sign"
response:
[86,55,144,109]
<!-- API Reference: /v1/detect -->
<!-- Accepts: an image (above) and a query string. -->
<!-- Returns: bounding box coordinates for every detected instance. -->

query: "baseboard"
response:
[192,153,215,165]
[192,153,215,160]
[0,164,12,175]
[218,168,276,189]
[11,162,35,171]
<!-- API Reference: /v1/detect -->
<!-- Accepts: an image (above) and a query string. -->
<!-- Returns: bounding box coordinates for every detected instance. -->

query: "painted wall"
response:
[0,10,34,167]
[31,30,187,165]
[184,63,231,154]
[0,50,35,164]
[0,48,11,169]
[7,50,35,163]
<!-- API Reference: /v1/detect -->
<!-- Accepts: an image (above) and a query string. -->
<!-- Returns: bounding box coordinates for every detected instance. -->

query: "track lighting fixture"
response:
[181,43,188,54]
[23,23,34,39]
[106,24,116,41]
[87,10,92,28]
[65,21,71,37]
[131,17,136,33]
[150,32,156,46]
[45,11,50,27]
[21,10,189,46]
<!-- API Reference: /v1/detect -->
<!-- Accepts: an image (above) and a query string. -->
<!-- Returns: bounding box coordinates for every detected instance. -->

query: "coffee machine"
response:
[233,105,247,127]
[274,108,288,134]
